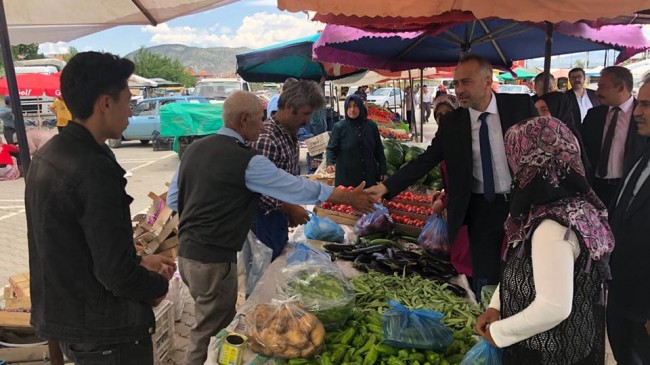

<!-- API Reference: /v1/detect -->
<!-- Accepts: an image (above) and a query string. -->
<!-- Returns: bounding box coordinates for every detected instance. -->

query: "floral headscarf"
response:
[432,94,459,115]
[504,116,614,267]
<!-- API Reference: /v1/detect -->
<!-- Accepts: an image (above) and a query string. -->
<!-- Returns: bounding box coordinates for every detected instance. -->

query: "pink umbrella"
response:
[0,72,61,97]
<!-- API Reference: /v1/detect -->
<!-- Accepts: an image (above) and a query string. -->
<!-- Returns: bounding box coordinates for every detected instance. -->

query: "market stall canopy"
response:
[6,0,240,43]
[313,21,650,71]
[0,72,60,97]
[277,0,649,23]
[497,68,537,81]
[330,68,443,86]
[236,34,363,82]
[128,74,158,88]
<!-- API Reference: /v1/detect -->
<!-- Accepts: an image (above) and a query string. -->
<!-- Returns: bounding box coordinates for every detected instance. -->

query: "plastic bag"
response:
[382,300,453,350]
[286,242,331,266]
[238,231,273,297]
[417,213,450,255]
[304,211,345,243]
[460,339,503,365]
[354,203,394,236]
[277,256,356,330]
[245,299,326,359]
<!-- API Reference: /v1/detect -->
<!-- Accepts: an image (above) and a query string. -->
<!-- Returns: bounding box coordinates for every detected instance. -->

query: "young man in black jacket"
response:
[25,52,175,365]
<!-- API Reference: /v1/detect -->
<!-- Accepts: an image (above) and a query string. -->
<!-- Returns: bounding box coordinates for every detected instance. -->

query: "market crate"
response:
[313,205,359,226]
[153,137,174,151]
[153,300,174,365]
[388,208,429,222]
[394,223,422,237]
[307,174,334,186]
[304,132,330,156]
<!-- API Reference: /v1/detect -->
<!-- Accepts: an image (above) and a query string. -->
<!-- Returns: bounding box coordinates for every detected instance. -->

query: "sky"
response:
[37,2,650,69]
[38,0,325,56]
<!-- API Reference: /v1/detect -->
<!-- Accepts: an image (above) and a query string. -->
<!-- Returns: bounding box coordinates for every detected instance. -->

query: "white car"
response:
[367,87,403,109]
[498,84,534,96]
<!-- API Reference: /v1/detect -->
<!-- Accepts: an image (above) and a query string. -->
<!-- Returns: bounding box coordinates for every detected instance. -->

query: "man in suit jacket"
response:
[566,67,600,124]
[581,66,646,207]
[366,55,537,297]
[607,78,650,365]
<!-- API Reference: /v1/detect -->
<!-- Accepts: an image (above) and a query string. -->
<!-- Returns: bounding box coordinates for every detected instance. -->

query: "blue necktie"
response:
[479,112,496,202]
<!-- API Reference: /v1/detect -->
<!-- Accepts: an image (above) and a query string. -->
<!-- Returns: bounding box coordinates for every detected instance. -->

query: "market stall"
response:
[205,190,481,365]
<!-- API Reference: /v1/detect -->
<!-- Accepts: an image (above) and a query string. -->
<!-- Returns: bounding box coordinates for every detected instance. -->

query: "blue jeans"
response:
[252,208,289,260]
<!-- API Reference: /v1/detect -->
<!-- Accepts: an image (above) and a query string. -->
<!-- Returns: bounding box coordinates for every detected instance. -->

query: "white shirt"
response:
[421,91,432,103]
[469,93,512,194]
[616,153,650,208]
[600,96,634,179]
[574,90,593,123]
[489,220,580,348]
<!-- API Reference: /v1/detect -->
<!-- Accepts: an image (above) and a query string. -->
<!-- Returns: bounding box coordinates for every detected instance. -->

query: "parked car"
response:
[498,84,534,95]
[193,78,250,103]
[367,87,403,109]
[108,96,209,148]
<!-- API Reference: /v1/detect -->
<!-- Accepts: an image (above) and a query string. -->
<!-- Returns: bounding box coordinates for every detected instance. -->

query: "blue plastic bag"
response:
[354,203,394,236]
[460,339,502,365]
[382,300,453,350]
[304,211,345,243]
[417,213,449,255]
[286,242,331,265]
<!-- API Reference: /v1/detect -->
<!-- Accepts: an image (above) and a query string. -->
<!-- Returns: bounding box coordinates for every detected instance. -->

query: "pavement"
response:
[0,118,615,364]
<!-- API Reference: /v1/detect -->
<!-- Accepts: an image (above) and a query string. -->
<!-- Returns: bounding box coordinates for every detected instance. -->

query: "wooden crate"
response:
[0,344,50,363]
[153,300,174,365]
[394,223,422,237]
[0,310,31,328]
[9,273,30,299]
[313,206,359,226]
[4,285,31,310]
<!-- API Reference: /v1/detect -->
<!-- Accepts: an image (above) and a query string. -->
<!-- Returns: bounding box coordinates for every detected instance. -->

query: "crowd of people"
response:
[14,49,649,365]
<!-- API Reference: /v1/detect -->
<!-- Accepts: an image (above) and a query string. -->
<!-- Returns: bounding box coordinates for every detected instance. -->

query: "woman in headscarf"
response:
[430,93,473,278]
[476,116,613,365]
[326,94,387,187]
[432,94,459,125]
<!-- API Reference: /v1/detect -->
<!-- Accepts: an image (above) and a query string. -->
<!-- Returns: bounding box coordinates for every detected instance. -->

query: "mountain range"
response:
[124,44,250,76]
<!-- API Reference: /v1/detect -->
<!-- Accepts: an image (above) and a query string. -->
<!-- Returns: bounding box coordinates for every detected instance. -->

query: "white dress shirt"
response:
[616,153,650,208]
[574,91,593,123]
[489,220,580,348]
[469,93,512,194]
[421,91,432,103]
[601,96,634,179]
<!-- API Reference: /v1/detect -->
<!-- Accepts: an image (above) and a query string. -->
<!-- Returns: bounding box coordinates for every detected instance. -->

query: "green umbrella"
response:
[498,68,537,81]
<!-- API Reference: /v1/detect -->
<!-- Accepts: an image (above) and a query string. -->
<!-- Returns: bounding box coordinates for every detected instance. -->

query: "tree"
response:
[574,59,586,68]
[63,47,79,62]
[132,47,196,87]
[12,43,44,60]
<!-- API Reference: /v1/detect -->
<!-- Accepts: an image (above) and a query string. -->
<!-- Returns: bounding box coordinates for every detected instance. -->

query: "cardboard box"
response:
[304,132,330,156]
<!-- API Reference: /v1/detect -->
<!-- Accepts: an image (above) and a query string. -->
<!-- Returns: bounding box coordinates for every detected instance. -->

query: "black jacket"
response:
[383,93,537,242]
[581,102,647,188]
[25,122,168,344]
[608,146,650,322]
[565,88,600,124]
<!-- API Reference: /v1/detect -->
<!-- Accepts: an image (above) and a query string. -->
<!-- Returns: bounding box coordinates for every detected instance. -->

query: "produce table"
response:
[205,226,476,365]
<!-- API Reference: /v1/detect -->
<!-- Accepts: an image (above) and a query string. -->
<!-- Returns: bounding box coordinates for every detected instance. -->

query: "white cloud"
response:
[38,42,70,55]
[141,12,323,49]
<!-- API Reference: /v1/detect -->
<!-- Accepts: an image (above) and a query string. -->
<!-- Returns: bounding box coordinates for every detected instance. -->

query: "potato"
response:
[277,306,294,322]
[300,344,317,358]
[310,322,325,347]
[285,328,308,348]
[282,346,302,359]
[253,304,275,326]
[267,318,287,334]
[297,314,318,333]
[249,339,264,354]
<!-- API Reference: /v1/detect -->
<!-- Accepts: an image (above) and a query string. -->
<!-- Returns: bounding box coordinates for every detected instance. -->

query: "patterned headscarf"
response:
[504,116,614,266]
[432,94,459,114]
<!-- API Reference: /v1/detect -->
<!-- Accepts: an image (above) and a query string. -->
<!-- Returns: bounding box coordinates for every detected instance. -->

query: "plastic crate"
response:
[153,300,175,365]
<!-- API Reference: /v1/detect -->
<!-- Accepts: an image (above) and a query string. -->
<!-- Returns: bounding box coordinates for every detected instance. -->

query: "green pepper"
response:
[340,327,356,345]
[331,346,349,363]
[445,354,465,364]
[367,323,383,335]
[425,352,441,365]
[397,349,410,359]
[386,356,407,365]
[374,344,398,356]
[412,361,421,365]
[353,333,367,348]
[288,359,310,365]
[320,354,333,365]
[408,353,426,362]
[363,347,380,365]
[344,347,356,362]
[354,334,377,357]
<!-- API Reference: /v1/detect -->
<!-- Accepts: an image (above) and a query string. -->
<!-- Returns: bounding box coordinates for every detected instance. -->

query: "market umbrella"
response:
[497,68,537,81]
[0,0,241,175]
[312,21,650,71]
[236,34,363,82]
[0,73,61,97]
[277,0,649,24]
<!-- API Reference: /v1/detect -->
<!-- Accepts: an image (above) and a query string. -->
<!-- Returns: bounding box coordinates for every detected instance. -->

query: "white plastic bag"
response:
[238,231,273,297]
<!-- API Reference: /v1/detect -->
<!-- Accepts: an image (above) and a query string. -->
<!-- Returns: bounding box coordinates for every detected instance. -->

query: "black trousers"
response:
[465,193,510,298]
[3,126,15,144]
[60,337,153,365]
[592,177,621,208]
[607,307,650,365]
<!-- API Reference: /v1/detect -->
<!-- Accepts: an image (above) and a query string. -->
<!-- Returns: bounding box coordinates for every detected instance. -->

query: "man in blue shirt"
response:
[172,91,375,365]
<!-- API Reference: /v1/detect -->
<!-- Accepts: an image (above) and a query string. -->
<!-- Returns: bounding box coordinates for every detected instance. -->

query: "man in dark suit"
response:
[566,67,600,124]
[366,55,537,296]
[607,77,650,365]
[581,66,646,207]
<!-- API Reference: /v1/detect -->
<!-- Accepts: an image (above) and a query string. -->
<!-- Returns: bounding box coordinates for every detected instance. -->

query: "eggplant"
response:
[444,282,468,297]
[354,253,374,264]
[349,243,389,255]
[323,243,355,253]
